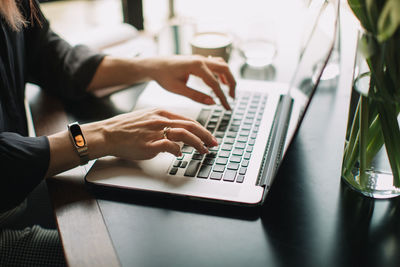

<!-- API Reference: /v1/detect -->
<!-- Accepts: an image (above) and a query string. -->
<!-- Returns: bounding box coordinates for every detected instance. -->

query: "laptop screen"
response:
[260,0,340,187]
[285,0,340,153]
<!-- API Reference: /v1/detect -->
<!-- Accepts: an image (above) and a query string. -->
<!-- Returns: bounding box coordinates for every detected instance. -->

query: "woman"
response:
[0,0,236,265]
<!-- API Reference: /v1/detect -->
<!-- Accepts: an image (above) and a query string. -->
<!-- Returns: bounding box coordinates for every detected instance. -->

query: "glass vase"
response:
[341,31,400,199]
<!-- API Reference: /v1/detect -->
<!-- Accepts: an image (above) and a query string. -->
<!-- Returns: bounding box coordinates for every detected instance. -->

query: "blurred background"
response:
[39,0,338,84]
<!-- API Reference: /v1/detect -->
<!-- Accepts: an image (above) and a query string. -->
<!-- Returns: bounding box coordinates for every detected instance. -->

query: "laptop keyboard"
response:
[168,91,268,183]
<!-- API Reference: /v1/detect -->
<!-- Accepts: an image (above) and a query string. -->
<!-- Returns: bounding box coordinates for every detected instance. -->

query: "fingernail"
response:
[204,97,216,105]
[212,136,218,146]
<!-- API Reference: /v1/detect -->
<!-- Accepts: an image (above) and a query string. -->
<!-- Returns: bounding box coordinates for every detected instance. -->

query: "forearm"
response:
[87,56,157,92]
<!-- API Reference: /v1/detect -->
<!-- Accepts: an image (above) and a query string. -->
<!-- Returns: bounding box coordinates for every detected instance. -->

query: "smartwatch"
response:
[67,122,89,165]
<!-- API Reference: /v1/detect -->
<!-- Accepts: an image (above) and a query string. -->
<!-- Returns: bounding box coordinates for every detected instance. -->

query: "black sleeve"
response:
[24,0,106,101]
[0,133,49,212]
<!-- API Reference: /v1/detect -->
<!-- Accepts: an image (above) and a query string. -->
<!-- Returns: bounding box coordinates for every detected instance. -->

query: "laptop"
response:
[85,0,340,206]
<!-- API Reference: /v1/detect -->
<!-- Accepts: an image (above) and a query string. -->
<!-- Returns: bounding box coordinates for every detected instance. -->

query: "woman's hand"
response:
[88,55,236,110]
[146,55,236,110]
[46,108,218,177]
[96,108,218,161]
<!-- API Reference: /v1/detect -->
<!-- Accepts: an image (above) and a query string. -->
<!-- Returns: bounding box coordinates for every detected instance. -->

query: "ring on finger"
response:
[163,126,171,139]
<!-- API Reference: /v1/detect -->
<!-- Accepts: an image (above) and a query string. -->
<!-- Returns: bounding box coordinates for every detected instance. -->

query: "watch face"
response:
[74,134,85,147]
[70,123,86,147]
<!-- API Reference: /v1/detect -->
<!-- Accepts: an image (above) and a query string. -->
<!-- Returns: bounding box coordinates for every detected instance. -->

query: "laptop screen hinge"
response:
[256,95,293,187]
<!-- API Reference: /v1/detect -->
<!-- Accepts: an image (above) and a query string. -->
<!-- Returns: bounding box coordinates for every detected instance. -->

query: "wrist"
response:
[80,121,108,160]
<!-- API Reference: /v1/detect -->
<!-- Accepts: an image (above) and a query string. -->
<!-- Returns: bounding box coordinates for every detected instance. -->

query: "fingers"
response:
[152,112,217,148]
[165,127,210,154]
[150,139,182,157]
[205,57,236,99]
[192,62,232,110]
[145,109,218,152]
[166,119,217,145]
[169,84,216,106]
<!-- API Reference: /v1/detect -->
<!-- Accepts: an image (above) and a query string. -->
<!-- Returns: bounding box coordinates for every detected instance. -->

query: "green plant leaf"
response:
[348,0,373,32]
[377,0,400,42]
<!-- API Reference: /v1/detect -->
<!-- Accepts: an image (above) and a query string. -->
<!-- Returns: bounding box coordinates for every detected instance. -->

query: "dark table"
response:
[28,7,400,267]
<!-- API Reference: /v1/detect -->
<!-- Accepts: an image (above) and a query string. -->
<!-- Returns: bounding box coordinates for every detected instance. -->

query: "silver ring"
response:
[163,126,171,139]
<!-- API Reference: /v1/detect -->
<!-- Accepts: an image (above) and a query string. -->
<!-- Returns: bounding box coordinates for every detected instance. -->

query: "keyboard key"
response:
[216,157,228,165]
[230,156,242,163]
[209,117,219,123]
[221,144,233,151]
[232,149,244,156]
[196,109,211,126]
[242,160,249,167]
[239,167,247,175]
[235,142,246,149]
[173,160,182,167]
[219,150,230,158]
[246,146,254,153]
[169,167,178,175]
[226,132,237,138]
[207,121,217,127]
[236,175,245,183]
[192,153,204,160]
[180,161,188,168]
[241,124,252,130]
[240,130,250,136]
[237,136,248,143]
[203,158,215,165]
[224,138,235,144]
[227,162,240,170]
[229,126,240,132]
[244,153,251,160]
[206,152,218,158]
[182,145,194,154]
[251,133,257,139]
[215,132,225,138]
[197,165,212,179]
[213,164,225,172]
[210,172,223,180]
[206,126,216,132]
[217,125,228,132]
[220,119,230,125]
[209,146,219,152]
[184,160,201,177]
[231,120,241,126]
[223,170,237,182]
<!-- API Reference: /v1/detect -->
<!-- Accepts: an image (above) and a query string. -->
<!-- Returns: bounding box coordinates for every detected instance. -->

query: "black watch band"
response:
[67,122,89,165]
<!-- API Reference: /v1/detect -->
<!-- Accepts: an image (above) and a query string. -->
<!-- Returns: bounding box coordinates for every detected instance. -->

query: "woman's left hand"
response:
[145,55,236,110]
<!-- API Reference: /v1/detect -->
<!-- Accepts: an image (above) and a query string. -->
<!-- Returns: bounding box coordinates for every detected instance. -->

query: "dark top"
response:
[0,0,105,212]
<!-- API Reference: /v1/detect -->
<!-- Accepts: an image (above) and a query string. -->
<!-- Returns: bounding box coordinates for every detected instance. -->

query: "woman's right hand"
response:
[47,108,217,178]
[94,108,218,161]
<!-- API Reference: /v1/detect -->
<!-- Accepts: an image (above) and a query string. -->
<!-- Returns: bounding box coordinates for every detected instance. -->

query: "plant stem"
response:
[359,95,369,188]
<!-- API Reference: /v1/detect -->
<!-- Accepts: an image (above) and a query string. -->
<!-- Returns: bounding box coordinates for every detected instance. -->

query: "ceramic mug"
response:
[190,32,233,62]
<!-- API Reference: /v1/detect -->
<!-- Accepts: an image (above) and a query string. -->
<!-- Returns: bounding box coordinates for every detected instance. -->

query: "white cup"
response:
[190,32,233,62]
